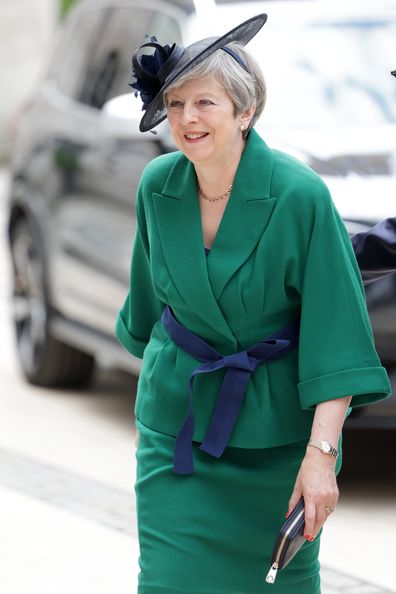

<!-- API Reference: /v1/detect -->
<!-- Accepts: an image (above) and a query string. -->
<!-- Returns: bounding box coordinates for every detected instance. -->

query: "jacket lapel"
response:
[207,131,277,300]
[152,156,237,345]
[152,130,277,345]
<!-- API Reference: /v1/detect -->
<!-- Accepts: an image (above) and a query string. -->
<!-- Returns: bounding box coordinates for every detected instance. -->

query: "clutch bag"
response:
[265,497,305,584]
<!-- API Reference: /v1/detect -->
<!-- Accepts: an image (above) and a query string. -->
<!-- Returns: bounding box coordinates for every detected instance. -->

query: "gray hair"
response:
[164,41,266,138]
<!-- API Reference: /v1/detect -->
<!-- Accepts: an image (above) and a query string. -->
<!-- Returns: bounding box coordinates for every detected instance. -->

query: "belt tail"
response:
[199,368,251,458]
[173,408,195,474]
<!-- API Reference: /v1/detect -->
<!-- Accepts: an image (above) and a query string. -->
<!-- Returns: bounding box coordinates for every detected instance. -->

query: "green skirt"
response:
[135,419,342,594]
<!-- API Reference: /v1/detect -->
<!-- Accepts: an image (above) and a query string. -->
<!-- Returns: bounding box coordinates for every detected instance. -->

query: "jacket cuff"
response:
[115,312,147,359]
[298,366,391,410]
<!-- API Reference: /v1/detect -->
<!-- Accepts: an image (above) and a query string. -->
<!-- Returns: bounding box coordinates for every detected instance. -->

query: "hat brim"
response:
[139,13,267,132]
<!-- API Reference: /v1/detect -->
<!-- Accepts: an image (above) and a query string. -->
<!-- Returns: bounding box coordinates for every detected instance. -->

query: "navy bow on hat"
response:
[130,36,184,111]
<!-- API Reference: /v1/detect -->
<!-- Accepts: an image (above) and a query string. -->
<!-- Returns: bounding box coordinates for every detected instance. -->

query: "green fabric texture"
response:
[115,129,391,448]
[135,420,342,594]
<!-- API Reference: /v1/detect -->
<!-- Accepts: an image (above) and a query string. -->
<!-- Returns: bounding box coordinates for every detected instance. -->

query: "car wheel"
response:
[10,219,95,388]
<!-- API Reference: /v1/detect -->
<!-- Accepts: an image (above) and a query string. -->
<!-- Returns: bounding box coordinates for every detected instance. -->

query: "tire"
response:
[10,218,95,388]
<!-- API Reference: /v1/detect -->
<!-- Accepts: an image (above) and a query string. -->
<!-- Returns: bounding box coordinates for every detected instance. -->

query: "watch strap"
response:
[308,438,339,459]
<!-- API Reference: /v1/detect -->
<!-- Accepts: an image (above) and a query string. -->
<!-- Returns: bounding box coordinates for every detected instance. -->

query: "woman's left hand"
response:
[286,447,339,540]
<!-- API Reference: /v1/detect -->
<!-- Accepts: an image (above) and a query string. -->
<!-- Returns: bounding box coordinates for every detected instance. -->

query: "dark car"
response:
[6,0,396,425]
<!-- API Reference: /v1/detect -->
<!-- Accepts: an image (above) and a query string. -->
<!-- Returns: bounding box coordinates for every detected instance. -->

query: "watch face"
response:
[323,443,331,453]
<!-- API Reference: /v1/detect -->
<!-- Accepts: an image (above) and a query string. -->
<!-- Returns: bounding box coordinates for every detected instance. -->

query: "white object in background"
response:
[0,0,57,155]
[192,0,218,36]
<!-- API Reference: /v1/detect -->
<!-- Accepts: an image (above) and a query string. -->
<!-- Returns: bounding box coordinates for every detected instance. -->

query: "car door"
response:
[49,2,184,336]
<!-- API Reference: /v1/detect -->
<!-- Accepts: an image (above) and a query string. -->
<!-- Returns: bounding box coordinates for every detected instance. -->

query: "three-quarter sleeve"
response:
[115,186,165,358]
[297,185,391,410]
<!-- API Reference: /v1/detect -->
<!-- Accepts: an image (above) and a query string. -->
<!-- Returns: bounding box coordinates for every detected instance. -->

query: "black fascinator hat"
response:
[131,13,267,132]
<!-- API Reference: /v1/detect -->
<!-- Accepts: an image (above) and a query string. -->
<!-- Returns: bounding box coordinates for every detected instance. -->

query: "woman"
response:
[115,14,392,594]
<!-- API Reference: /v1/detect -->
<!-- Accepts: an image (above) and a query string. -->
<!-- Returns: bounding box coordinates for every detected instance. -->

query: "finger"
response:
[313,496,338,536]
[286,488,302,518]
[323,501,337,520]
[303,500,316,539]
[313,505,326,536]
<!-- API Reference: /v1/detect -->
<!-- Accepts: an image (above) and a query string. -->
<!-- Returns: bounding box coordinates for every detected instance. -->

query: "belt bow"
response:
[161,305,300,474]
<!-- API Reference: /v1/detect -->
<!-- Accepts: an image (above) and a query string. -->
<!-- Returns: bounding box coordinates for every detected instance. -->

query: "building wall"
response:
[0,0,58,157]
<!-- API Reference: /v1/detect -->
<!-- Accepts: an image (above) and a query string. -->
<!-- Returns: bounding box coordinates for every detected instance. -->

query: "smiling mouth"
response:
[184,132,209,141]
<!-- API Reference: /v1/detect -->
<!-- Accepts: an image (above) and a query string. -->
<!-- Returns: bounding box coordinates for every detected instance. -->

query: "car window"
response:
[52,7,105,100]
[77,6,182,110]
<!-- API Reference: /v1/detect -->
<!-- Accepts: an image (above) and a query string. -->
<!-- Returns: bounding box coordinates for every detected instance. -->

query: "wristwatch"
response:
[308,438,339,459]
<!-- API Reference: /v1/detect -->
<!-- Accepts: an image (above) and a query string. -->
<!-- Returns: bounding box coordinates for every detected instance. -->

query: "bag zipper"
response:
[265,562,278,583]
[265,508,305,584]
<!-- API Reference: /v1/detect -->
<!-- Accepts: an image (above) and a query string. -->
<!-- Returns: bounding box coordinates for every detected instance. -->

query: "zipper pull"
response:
[265,562,278,583]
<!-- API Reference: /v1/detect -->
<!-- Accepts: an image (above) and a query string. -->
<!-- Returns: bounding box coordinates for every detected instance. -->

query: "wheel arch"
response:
[7,182,54,308]
[7,185,96,388]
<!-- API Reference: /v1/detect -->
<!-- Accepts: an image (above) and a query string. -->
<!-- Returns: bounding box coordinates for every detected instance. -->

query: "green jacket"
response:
[115,129,391,448]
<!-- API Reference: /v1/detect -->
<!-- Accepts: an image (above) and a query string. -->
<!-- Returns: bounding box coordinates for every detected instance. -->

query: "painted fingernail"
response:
[304,534,311,540]
[308,536,315,542]
[285,512,290,518]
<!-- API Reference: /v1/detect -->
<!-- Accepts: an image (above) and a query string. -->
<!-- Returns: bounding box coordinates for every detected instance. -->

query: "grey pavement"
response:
[0,448,136,536]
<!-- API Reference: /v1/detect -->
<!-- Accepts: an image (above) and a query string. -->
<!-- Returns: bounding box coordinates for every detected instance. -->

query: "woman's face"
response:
[166,76,249,167]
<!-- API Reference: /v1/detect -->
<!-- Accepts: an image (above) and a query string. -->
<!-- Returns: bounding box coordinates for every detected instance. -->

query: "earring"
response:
[240,124,245,131]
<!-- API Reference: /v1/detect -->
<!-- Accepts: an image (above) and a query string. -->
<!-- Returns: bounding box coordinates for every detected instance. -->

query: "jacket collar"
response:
[161,129,274,201]
[152,130,277,346]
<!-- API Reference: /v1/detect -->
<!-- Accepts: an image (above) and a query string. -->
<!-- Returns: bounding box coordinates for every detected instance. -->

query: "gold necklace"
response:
[197,182,233,202]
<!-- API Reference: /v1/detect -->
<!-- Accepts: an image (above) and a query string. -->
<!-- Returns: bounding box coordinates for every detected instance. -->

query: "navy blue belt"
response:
[161,306,300,475]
